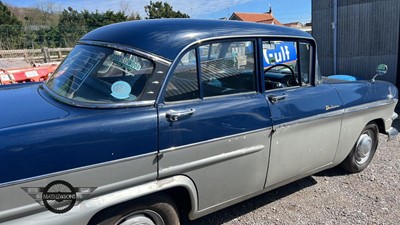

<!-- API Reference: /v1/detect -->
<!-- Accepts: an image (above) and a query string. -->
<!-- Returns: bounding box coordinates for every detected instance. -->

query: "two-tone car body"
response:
[0,19,398,225]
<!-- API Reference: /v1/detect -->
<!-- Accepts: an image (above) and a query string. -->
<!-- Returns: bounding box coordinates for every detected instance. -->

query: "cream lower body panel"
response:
[333,99,398,165]
[1,175,198,225]
[158,128,271,211]
[0,153,159,224]
[266,113,342,187]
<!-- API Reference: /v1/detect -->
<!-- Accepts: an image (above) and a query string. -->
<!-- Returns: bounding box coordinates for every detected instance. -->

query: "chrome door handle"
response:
[268,94,286,103]
[166,109,196,122]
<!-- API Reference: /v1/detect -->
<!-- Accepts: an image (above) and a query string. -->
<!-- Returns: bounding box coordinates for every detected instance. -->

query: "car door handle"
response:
[268,94,286,104]
[166,109,196,122]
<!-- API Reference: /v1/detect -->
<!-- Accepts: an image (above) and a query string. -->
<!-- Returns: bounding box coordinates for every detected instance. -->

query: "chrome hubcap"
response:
[355,131,373,164]
[116,210,165,225]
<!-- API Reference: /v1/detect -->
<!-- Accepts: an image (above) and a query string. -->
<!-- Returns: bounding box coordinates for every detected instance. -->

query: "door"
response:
[263,40,344,187]
[157,40,272,210]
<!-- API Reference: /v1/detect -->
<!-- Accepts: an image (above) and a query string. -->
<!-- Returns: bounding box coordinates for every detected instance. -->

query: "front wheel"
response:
[340,123,379,173]
[95,195,180,225]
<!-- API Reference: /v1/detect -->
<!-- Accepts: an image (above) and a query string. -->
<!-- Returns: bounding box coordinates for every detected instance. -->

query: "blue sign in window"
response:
[263,42,297,67]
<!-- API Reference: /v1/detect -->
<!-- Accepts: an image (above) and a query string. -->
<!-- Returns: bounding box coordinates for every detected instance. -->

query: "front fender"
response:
[1,175,198,225]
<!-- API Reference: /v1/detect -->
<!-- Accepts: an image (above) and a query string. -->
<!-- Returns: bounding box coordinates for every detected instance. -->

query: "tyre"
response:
[95,195,180,225]
[340,123,379,173]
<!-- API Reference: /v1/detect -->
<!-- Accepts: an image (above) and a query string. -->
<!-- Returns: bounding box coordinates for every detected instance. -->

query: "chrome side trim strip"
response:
[344,99,397,114]
[41,85,156,109]
[0,151,158,188]
[159,127,271,153]
[77,40,171,65]
[274,99,398,129]
[160,145,265,177]
[274,109,345,129]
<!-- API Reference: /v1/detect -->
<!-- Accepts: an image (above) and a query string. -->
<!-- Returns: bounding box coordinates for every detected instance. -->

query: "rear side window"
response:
[200,41,256,97]
[46,45,157,104]
[164,40,257,102]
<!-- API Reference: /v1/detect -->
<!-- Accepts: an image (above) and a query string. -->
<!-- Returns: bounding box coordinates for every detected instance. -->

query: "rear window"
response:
[46,45,157,104]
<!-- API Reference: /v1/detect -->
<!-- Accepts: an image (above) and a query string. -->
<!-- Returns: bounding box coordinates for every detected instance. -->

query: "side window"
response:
[263,40,312,90]
[164,49,199,102]
[200,41,256,97]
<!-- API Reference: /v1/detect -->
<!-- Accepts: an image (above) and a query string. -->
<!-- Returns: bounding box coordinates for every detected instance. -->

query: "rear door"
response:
[263,39,344,187]
[157,39,272,210]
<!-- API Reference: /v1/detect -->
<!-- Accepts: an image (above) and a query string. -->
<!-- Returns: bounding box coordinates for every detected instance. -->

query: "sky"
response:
[4,0,311,24]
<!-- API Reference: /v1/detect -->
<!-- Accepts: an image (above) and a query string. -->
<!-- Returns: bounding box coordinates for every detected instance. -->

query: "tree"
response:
[58,7,131,47]
[127,12,141,21]
[35,26,59,48]
[118,0,141,21]
[36,1,61,26]
[82,10,128,30]
[145,1,189,19]
[58,7,86,47]
[0,1,23,49]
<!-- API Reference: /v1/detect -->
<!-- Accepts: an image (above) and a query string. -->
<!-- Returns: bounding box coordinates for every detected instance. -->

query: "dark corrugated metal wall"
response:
[312,0,400,85]
[312,0,334,75]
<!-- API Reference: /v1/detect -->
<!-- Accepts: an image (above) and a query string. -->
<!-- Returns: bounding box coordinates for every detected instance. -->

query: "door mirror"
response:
[371,64,388,82]
[376,64,388,75]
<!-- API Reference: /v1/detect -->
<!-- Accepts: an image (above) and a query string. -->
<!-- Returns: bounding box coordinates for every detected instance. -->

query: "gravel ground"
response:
[0,59,30,69]
[186,109,400,225]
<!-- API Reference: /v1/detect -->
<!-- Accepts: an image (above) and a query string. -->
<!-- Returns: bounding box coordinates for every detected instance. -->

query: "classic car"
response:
[0,19,398,225]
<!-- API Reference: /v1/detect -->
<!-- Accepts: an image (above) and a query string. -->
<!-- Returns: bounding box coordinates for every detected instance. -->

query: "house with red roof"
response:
[229,7,283,26]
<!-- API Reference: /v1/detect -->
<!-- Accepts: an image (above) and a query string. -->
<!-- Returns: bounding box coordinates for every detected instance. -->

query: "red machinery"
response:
[0,63,59,85]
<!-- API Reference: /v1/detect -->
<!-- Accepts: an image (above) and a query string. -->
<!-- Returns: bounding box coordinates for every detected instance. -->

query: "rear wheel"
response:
[96,195,180,225]
[340,123,379,173]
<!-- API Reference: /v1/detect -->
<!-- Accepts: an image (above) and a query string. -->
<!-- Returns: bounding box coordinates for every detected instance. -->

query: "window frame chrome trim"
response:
[41,85,156,109]
[43,41,170,109]
[77,40,171,66]
[156,35,316,104]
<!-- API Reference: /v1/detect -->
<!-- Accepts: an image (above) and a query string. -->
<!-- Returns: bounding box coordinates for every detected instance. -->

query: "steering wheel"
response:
[265,64,298,87]
[264,64,295,76]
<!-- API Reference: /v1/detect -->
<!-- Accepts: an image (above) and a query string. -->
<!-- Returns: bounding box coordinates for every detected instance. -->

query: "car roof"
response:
[80,19,313,61]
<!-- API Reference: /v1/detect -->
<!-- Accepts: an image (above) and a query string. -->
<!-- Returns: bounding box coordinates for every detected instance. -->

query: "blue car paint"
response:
[0,87,158,184]
[0,83,69,129]
[324,79,399,109]
[158,93,272,149]
[266,84,344,125]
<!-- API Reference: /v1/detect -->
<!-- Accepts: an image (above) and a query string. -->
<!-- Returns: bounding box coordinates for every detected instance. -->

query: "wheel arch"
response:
[339,122,379,173]
[369,118,385,134]
[86,175,198,225]
[333,115,385,166]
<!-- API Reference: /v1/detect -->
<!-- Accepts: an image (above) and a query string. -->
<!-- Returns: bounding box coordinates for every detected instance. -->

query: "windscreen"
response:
[46,45,155,104]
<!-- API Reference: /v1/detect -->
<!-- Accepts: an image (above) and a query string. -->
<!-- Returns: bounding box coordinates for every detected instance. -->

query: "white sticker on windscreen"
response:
[111,81,132,99]
[110,54,142,71]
